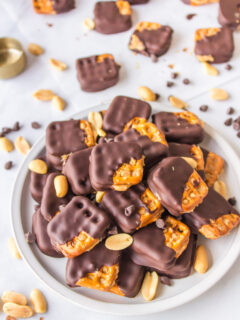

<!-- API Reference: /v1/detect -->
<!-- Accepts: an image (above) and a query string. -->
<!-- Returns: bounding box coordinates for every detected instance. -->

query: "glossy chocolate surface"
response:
[218,0,240,29]
[124,0,149,3]
[30,171,48,203]
[52,0,75,13]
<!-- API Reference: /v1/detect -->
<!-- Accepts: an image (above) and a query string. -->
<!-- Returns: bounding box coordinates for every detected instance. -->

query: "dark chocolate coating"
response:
[169,142,194,158]
[130,224,176,270]
[130,25,173,57]
[63,148,93,195]
[30,171,48,203]
[32,209,63,258]
[94,1,132,34]
[103,96,151,134]
[51,0,75,13]
[181,0,190,4]
[195,26,234,64]
[46,152,62,171]
[66,242,120,287]
[47,196,111,245]
[76,55,120,92]
[89,142,143,191]
[147,157,194,216]
[46,120,87,157]
[184,188,239,233]
[218,0,240,29]
[102,183,149,233]
[115,128,168,168]
[152,112,204,144]
[124,0,149,3]
[40,172,71,221]
[116,253,145,297]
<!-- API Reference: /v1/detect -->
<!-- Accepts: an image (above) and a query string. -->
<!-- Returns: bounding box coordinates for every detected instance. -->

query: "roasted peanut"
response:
[210,88,229,101]
[0,137,14,153]
[83,18,95,30]
[28,159,48,174]
[194,245,209,274]
[54,175,68,198]
[202,62,219,76]
[49,58,67,71]
[33,89,54,101]
[182,157,197,169]
[2,291,27,306]
[52,96,65,111]
[105,233,133,250]
[96,191,105,203]
[14,137,31,155]
[27,43,44,56]
[141,271,159,301]
[30,289,47,314]
[88,111,103,130]
[3,302,34,318]
[138,86,156,102]
[169,96,188,109]
[8,237,21,259]
[213,180,227,199]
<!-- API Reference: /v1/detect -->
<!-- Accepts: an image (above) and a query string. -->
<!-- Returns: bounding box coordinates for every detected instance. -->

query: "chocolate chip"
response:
[233,122,240,131]
[228,197,236,206]
[171,72,178,79]
[160,276,172,286]
[155,218,165,229]
[227,107,234,115]
[4,161,12,170]
[186,13,196,20]
[166,81,174,87]
[125,205,135,217]
[193,179,200,188]
[31,121,41,129]
[13,121,20,131]
[2,127,12,135]
[108,225,118,235]
[47,23,53,27]
[224,118,232,126]
[225,64,232,70]
[151,54,158,63]
[183,78,190,85]
[25,232,36,244]
[199,105,208,112]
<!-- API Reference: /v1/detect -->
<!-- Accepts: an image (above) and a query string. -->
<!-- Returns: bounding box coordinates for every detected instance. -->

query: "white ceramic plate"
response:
[11,104,240,315]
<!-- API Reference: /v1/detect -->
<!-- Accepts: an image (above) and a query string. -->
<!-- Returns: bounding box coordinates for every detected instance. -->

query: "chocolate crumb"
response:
[25,232,36,244]
[224,118,232,126]
[171,72,178,79]
[151,54,158,63]
[225,64,232,70]
[166,81,174,87]
[47,23,53,27]
[125,205,135,217]
[108,226,118,235]
[155,93,160,100]
[31,121,41,129]
[186,13,196,20]
[155,218,165,229]
[160,276,172,286]
[183,78,190,85]
[13,121,20,131]
[2,127,12,135]
[199,105,208,112]
[228,197,236,206]
[233,122,240,131]
[193,179,200,188]
[4,161,12,170]
[227,107,234,115]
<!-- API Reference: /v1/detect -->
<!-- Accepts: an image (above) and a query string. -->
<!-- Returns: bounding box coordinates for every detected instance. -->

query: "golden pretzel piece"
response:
[97,54,114,63]
[32,0,56,14]
[135,22,161,32]
[199,214,240,239]
[174,111,204,127]
[76,264,119,291]
[116,0,132,15]
[182,170,208,213]
[80,120,96,147]
[204,152,224,187]
[164,216,190,258]
[190,145,204,171]
[113,156,144,191]
[56,231,99,258]
[129,34,145,52]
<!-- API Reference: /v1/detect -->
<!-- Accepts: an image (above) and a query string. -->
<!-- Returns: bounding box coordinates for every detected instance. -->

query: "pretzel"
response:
[56,231,99,258]
[80,120,96,147]
[164,216,190,258]
[137,188,164,229]
[189,0,218,5]
[182,170,208,213]
[109,284,125,296]
[204,152,224,187]
[32,0,55,14]
[129,35,145,51]
[190,145,204,171]
[135,22,161,32]
[76,264,119,291]
[115,0,132,15]
[174,111,204,127]
[124,117,168,146]
[97,54,114,63]
[199,214,240,239]
[113,156,144,191]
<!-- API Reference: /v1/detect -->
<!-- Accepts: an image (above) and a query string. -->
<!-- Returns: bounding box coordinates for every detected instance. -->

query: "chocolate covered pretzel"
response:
[115,118,168,168]
[184,188,240,239]
[94,1,132,34]
[129,22,173,59]
[102,183,164,233]
[147,157,208,216]
[152,111,204,144]
[90,142,144,191]
[30,170,48,203]
[181,0,218,5]
[194,27,234,63]
[76,54,120,92]
[201,148,224,187]
[32,0,75,14]
[47,196,111,258]
[218,0,240,30]
[103,96,151,134]
[123,0,149,4]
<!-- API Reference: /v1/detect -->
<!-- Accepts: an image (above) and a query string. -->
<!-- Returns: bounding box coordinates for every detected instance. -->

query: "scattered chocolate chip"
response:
[31,121,41,129]
[108,225,118,235]
[199,105,208,112]
[225,64,232,70]
[171,72,178,79]
[186,13,196,20]
[233,122,240,131]
[125,205,135,217]
[25,232,36,244]
[183,78,190,85]
[228,197,236,206]
[166,81,174,87]
[155,218,165,229]
[224,118,232,126]
[193,179,200,188]
[237,131,240,138]
[151,54,158,63]
[160,276,172,286]
[47,23,53,27]
[2,127,12,135]
[227,107,234,115]
[4,161,12,170]
[13,121,20,131]
[155,93,160,101]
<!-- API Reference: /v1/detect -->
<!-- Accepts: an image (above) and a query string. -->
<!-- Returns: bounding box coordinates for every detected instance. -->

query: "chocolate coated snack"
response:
[218,0,240,29]
[63,148,93,195]
[40,172,71,221]
[194,27,234,63]
[115,118,169,168]
[129,22,173,59]
[89,142,144,191]
[47,196,111,258]
[184,188,240,239]
[32,208,63,257]
[147,157,208,215]
[103,96,151,134]
[94,1,132,34]
[123,0,149,4]
[201,148,224,186]
[30,170,48,203]
[66,242,120,290]
[102,183,164,233]
[152,111,204,144]
[181,0,218,5]
[76,54,120,92]
[32,0,75,14]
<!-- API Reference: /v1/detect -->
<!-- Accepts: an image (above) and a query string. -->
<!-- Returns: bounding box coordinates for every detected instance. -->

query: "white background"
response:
[0,0,240,318]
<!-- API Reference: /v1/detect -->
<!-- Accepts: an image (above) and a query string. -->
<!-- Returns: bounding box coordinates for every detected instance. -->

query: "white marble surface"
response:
[0,0,240,318]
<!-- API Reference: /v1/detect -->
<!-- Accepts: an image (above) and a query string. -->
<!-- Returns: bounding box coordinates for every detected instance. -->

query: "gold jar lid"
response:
[0,38,26,79]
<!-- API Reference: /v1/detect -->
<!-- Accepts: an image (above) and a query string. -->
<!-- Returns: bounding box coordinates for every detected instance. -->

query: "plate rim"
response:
[10,104,240,315]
